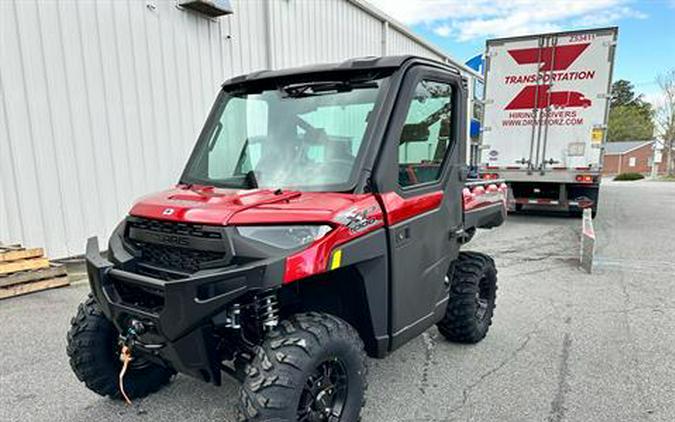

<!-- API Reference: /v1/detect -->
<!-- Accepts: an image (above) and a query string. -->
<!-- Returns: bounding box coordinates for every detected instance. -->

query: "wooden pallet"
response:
[0,246,70,300]
[0,247,43,262]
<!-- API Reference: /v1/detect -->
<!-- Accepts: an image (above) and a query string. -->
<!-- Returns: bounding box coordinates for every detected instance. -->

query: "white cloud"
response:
[366,0,493,25]
[366,0,647,42]
[433,24,452,37]
[572,6,647,27]
[451,13,564,41]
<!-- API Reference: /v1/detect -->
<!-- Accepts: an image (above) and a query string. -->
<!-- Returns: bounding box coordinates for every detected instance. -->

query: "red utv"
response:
[67,56,506,421]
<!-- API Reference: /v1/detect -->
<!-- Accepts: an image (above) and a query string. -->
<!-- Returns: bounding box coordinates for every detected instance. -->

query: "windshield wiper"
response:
[282,81,352,97]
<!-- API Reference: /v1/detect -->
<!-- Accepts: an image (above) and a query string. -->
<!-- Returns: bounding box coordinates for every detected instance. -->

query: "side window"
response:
[398,80,454,188]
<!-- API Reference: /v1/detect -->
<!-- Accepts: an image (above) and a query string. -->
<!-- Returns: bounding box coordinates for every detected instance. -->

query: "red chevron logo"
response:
[508,43,590,71]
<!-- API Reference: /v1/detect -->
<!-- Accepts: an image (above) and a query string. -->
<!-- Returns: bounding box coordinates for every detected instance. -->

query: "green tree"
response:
[611,80,638,107]
[607,79,654,141]
[607,105,655,142]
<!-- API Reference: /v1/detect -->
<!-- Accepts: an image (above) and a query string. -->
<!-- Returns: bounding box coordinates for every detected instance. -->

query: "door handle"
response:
[448,226,463,240]
[394,226,411,248]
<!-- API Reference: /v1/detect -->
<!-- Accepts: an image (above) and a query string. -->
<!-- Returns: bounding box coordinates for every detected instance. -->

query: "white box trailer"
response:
[480,27,618,216]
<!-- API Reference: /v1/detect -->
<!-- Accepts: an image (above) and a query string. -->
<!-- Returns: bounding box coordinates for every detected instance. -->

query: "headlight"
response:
[236,225,332,249]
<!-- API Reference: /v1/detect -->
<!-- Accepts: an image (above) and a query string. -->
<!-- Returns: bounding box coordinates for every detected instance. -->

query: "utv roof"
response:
[222,55,461,88]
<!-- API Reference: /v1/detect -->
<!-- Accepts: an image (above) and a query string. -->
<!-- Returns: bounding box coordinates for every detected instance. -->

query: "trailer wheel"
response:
[66,294,174,399]
[437,252,497,344]
[238,312,367,421]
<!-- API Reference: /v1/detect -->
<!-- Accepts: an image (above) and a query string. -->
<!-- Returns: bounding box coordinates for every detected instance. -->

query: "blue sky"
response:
[369,0,675,104]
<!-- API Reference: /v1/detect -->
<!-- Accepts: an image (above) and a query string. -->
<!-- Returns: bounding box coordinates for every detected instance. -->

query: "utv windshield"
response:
[182,74,389,191]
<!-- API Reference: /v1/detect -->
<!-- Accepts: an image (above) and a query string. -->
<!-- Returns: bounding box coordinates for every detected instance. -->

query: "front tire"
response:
[238,312,367,421]
[437,252,498,344]
[66,294,174,399]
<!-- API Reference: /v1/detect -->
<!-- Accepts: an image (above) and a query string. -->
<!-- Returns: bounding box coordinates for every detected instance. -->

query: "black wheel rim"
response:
[476,274,491,322]
[297,358,348,422]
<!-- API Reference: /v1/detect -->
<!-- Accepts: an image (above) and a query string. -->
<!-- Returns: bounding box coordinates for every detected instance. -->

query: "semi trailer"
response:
[479,27,618,216]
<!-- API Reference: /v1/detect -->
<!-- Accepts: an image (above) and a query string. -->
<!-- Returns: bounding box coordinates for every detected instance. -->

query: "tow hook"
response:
[118,322,145,405]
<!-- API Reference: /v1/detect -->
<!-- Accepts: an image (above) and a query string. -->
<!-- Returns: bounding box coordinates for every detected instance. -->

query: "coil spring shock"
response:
[256,292,279,332]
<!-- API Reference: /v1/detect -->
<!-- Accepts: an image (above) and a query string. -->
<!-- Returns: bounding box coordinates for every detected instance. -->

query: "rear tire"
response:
[66,294,174,399]
[238,312,367,421]
[437,252,497,344]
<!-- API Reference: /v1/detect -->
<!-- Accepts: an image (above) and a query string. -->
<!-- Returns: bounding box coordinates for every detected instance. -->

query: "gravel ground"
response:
[1,179,673,422]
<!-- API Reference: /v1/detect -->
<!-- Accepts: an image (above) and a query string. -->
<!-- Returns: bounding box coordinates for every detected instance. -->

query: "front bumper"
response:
[85,237,284,384]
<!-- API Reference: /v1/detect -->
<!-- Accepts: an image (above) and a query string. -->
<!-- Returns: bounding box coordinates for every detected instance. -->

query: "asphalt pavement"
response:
[1,179,674,421]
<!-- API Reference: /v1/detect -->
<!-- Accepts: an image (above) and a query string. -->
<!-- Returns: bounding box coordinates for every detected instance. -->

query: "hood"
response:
[129,185,374,226]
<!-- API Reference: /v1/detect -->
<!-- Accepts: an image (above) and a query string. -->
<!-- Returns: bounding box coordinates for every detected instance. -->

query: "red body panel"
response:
[130,185,375,226]
[283,195,385,283]
[284,191,450,283]
[129,185,386,284]
[376,191,444,225]
[128,183,503,284]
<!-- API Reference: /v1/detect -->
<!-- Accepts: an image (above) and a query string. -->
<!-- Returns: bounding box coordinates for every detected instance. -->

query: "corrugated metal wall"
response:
[268,0,382,68]
[388,27,440,58]
[0,0,474,258]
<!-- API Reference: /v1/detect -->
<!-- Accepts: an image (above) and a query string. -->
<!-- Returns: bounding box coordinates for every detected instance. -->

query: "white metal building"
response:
[0,0,481,258]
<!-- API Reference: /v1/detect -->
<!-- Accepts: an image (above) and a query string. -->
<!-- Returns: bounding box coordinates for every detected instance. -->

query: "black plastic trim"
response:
[86,237,283,385]
[464,203,506,230]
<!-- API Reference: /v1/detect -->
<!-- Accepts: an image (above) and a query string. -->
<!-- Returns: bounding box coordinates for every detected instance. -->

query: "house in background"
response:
[602,140,668,175]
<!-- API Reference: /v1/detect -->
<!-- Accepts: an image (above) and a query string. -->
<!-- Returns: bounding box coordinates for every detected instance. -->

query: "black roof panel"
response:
[222,55,459,88]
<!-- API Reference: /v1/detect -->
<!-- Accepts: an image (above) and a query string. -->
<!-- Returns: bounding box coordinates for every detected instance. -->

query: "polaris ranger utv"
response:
[67,56,506,421]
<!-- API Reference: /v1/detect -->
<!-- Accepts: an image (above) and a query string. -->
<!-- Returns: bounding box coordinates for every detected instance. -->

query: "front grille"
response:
[127,218,223,239]
[125,217,229,273]
[135,242,225,273]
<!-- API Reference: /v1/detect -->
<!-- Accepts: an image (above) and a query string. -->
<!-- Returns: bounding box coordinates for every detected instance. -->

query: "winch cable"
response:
[118,345,133,405]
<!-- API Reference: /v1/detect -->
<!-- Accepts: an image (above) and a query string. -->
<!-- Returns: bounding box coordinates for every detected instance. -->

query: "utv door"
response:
[374,65,466,349]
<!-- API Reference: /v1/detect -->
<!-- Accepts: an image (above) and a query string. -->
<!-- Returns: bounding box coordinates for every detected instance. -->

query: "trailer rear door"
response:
[482,27,617,173]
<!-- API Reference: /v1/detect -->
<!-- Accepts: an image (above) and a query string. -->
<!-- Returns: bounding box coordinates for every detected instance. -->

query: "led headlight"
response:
[236,225,332,249]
